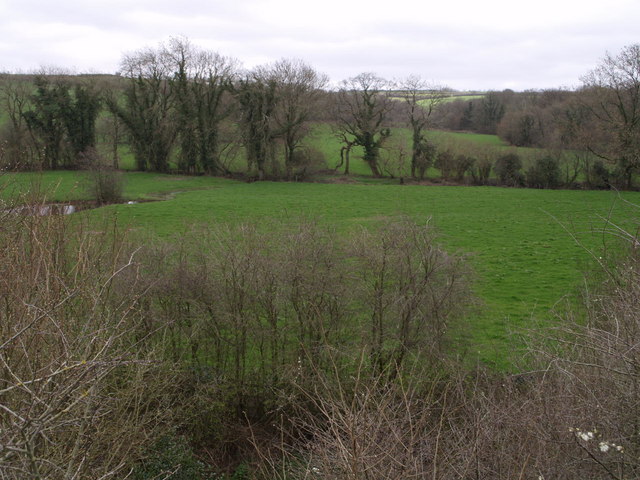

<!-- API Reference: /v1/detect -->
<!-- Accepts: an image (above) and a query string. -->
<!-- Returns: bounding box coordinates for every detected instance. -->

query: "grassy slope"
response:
[4,170,639,367]
[3,116,637,367]
[0,171,234,202]
[82,179,640,367]
[305,123,527,178]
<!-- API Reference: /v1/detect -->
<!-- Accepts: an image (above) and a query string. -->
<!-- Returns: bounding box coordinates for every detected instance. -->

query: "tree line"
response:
[434,45,640,188]
[1,41,640,188]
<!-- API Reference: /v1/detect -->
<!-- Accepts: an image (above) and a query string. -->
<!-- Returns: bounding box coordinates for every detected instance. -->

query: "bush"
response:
[289,146,326,180]
[494,152,523,186]
[131,435,214,480]
[470,157,492,185]
[435,149,454,180]
[586,160,610,189]
[80,148,124,204]
[525,155,561,188]
[0,211,173,479]
[0,124,36,171]
[413,138,437,180]
[453,154,475,182]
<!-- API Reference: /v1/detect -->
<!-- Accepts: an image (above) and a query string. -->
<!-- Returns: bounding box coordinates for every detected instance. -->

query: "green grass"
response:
[3,124,637,368]
[0,170,238,202]
[426,130,506,146]
[423,94,485,105]
[50,176,634,368]
[4,170,640,367]
[306,123,518,178]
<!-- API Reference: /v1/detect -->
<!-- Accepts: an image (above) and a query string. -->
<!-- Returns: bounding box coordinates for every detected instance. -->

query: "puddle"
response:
[6,204,77,215]
[4,196,163,216]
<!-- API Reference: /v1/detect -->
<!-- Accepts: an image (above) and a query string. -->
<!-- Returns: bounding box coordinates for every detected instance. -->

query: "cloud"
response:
[0,0,638,90]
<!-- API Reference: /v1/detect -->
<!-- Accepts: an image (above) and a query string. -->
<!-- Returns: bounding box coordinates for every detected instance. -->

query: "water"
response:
[5,204,77,215]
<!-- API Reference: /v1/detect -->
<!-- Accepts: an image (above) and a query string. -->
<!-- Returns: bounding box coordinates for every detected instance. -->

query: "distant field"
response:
[426,94,485,105]
[4,171,638,368]
[305,123,524,177]
[426,130,505,146]
[388,91,485,106]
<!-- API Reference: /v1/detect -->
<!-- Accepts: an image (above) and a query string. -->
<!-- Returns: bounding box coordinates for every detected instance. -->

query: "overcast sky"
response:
[0,0,638,91]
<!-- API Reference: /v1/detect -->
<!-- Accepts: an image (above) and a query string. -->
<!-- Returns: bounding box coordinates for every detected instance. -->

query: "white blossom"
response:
[579,431,594,441]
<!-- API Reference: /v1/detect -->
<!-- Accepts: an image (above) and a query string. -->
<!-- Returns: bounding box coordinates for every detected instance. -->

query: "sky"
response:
[0,0,638,91]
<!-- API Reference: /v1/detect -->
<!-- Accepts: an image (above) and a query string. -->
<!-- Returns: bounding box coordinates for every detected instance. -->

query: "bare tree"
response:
[265,59,328,179]
[334,73,393,177]
[580,44,640,188]
[398,75,447,179]
[351,218,472,375]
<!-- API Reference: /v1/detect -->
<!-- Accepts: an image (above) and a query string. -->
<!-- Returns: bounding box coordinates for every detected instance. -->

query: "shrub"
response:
[0,211,173,479]
[453,154,475,182]
[435,149,455,180]
[414,138,437,180]
[586,160,610,189]
[494,152,523,186]
[289,146,326,180]
[80,148,124,204]
[0,124,37,171]
[470,157,492,185]
[131,435,214,480]
[526,155,561,188]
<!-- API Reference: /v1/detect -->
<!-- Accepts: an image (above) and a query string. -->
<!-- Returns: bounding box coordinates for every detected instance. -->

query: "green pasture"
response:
[5,170,638,367]
[388,92,484,106]
[305,123,533,178]
[424,94,485,105]
[91,182,640,367]
[0,170,233,202]
[427,130,505,146]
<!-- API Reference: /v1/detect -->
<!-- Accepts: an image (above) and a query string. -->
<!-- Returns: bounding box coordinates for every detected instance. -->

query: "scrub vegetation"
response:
[1,40,640,479]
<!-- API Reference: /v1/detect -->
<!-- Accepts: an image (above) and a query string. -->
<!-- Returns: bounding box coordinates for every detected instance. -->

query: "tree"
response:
[474,91,506,134]
[23,75,70,169]
[60,83,101,158]
[235,73,279,180]
[166,37,238,175]
[266,59,328,179]
[580,44,640,189]
[334,73,393,177]
[498,109,543,147]
[108,46,176,172]
[0,76,35,168]
[22,75,102,170]
[398,75,446,179]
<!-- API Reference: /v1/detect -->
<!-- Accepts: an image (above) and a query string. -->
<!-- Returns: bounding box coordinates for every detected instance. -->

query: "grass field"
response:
[105,182,640,367]
[5,170,638,367]
[304,123,511,177]
[423,94,485,105]
[1,120,632,368]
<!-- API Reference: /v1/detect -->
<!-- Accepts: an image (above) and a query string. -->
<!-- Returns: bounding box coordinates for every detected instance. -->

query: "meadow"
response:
[3,73,640,478]
[303,123,541,180]
[0,94,633,367]
[3,169,638,367]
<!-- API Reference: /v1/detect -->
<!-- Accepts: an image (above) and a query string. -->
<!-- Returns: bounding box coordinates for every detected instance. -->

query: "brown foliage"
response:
[0,203,176,479]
